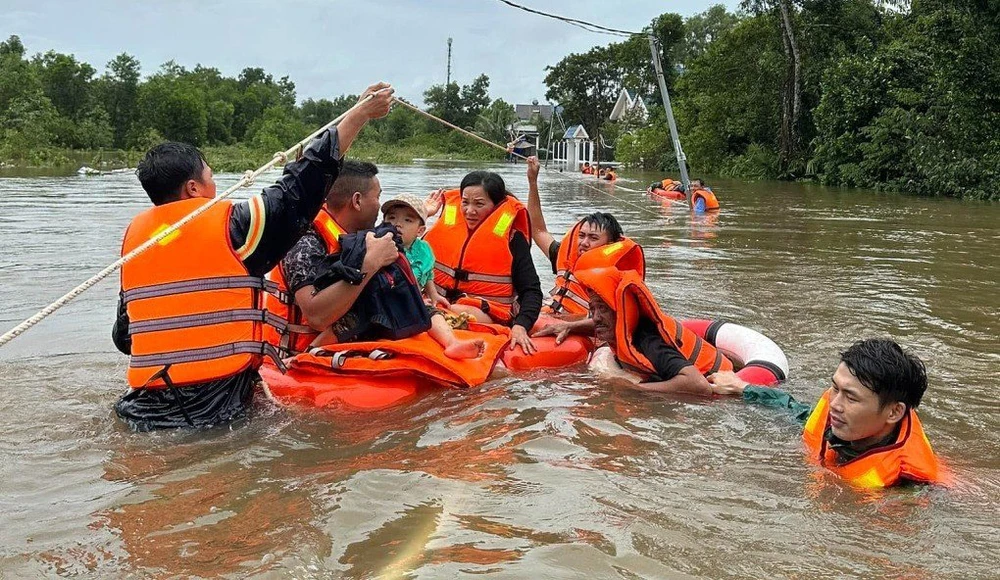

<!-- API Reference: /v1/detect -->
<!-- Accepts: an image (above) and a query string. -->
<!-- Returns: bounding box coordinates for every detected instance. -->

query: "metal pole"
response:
[544,105,555,168]
[648,34,690,195]
[446,38,453,85]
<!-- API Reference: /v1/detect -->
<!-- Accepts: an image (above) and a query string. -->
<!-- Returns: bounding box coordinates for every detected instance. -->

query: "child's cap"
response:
[381,193,428,224]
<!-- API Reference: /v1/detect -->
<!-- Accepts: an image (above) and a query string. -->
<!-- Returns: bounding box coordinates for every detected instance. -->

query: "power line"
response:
[493,0,643,37]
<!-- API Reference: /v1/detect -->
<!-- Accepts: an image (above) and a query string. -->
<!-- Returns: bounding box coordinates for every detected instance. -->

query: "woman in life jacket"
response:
[709,339,949,488]
[424,171,543,355]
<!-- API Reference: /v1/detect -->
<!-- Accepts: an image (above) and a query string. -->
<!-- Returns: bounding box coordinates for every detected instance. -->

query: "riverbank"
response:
[0,134,506,175]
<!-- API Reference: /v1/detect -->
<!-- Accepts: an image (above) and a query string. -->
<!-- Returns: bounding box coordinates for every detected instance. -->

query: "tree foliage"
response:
[0,36,510,169]
[423,74,493,130]
[600,2,998,199]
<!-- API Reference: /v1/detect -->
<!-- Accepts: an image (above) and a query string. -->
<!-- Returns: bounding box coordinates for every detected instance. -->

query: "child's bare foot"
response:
[444,338,485,360]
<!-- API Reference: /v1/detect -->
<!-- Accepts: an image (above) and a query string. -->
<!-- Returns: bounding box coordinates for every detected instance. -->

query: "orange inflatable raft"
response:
[261,318,593,410]
[647,179,686,201]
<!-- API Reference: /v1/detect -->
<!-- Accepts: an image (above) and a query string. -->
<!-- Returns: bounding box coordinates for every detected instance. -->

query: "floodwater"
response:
[0,163,997,578]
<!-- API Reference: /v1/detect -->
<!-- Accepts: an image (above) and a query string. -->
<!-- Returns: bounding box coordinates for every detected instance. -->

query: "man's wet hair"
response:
[136,142,208,205]
[580,212,624,242]
[460,171,508,205]
[840,339,927,410]
[327,160,379,210]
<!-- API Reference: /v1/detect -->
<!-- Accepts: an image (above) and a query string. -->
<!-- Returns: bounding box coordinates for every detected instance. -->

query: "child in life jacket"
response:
[381,194,485,359]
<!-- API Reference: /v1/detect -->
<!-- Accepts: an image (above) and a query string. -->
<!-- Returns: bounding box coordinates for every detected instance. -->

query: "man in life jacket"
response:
[111,83,394,431]
[574,266,732,396]
[521,156,644,340]
[265,160,402,355]
[709,339,948,488]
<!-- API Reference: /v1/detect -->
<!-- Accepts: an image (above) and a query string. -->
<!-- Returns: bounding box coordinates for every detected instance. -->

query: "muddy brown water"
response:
[0,164,997,578]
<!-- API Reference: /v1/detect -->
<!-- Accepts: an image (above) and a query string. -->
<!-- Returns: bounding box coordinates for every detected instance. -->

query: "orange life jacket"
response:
[660,178,680,190]
[545,221,646,316]
[424,188,531,325]
[691,189,720,211]
[802,389,947,488]
[263,208,344,357]
[120,198,285,389]
[575,267,733,377]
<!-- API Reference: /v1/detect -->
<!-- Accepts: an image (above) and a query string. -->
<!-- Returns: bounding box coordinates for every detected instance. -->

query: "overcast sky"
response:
[2,0,738,105]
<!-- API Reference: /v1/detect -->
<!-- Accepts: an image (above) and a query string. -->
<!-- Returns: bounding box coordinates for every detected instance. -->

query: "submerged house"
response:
[508,100,554,158]
[609,89,649,122]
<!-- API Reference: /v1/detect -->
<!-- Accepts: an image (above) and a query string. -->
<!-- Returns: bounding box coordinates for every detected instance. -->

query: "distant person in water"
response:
[709,338,949,488]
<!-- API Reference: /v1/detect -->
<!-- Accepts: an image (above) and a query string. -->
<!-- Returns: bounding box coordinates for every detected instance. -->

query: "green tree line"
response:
[0,35,510,169]
[545,0,998,200]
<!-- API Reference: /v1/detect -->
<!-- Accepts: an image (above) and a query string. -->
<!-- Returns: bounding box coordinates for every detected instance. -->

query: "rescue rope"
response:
[391,97,684,215]
[0,90,390,349]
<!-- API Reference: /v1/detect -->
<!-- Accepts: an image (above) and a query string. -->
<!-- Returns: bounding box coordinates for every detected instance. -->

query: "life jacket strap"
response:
[463,293,517,305]
[434,262,512,284]
[147,364,195,427]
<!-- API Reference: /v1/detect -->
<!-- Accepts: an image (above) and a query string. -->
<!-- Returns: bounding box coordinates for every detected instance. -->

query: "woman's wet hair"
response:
[580,212,624,242]
[460,171,508,205]
[136,142,208,205]
[840,339,927,409]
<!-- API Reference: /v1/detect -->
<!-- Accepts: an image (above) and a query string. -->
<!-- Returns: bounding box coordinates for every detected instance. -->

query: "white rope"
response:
[393,97,686,214]
[0,89,390,349]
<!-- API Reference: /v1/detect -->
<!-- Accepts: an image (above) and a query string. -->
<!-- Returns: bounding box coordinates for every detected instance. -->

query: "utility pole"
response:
[648,35,690,196]
[446,38,453,85]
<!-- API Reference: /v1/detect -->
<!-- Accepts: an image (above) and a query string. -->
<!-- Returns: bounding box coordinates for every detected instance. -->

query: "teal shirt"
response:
[743,386,815,426]
[405,238,435,288]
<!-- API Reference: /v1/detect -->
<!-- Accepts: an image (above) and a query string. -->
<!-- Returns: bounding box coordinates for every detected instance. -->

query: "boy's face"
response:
[384,206,425,247]
[827,362,901,443]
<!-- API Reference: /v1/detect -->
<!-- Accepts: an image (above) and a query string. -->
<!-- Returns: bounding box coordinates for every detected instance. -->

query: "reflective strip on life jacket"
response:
[130,340,287,373]
[128,308,288,336]
[123,276,281,304]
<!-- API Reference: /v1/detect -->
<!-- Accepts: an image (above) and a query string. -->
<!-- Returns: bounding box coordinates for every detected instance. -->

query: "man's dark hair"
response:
[460,171,508,205]
[327,159,379,210]
[580,212,624,242]
[840,339,927,410]
[691,178,705,189]
[135,142,208,205]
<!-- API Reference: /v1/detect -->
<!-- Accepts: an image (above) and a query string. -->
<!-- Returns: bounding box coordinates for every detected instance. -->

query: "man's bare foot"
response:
[444,338,485,360]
